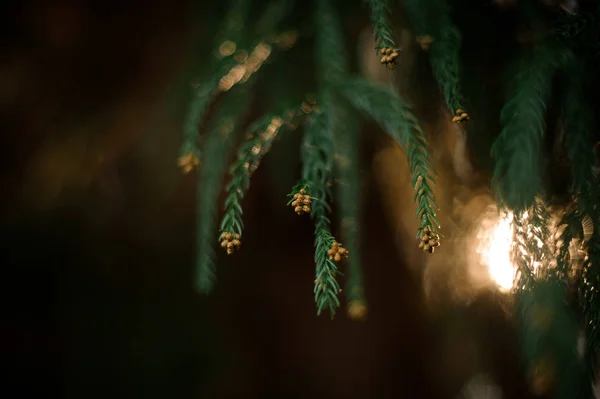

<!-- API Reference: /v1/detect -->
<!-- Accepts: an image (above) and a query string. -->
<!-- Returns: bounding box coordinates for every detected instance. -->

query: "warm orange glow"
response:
[476,211,516,291]
[219,40,236,56]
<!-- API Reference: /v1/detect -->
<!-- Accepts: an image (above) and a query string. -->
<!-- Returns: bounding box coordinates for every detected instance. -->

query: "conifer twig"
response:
[515,279,582,398]
[341,78,440,240]
[491,43,572,211]
[219,104,305,251]
[180,62,233,165]
[581,225,600,381]
[179,0,251,171]
[365,0,396,51]
[315,0,348,87]
[300,111,342,317]
[365,0,400,68]
[430,20,465,118]
[331,99,367,319]
[512,198,553,288]
[402,0,466,118]
[563,61,596,210]
[563,59,600,386]
[195,87,251,294]
[512,212,534,290]
[556,205,582,281]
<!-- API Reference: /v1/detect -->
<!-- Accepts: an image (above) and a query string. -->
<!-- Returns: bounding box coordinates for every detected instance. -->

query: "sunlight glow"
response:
[477,212,516,291]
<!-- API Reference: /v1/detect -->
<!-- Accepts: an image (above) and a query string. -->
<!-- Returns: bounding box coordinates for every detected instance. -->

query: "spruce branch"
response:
[513,212,535,290]
[331,98,367,318]
[219,103,306,251]
[563,60,596,210]
[315,0,348,87]
[401,0,465,115]
[515,279,583,398]
[556,205,583,280]
[364,0,400,68]
[581,226,600,382]
[562,60,600,386]
[180,61,234,165]
[179,0,251,171]
[341,78,440,240]
[301,111,342,317]
[365,0,396,50]
[430,20,465,118]
[195,87,252,294]
[512,198,553,288]
[491,43,572,211]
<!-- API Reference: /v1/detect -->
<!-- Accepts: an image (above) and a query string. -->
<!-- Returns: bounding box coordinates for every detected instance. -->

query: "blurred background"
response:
[2,0,579,397]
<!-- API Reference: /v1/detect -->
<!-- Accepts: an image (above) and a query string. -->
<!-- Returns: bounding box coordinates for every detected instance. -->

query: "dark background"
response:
[3,0,589,397]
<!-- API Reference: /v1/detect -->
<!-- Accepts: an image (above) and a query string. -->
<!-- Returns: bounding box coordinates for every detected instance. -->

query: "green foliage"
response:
[365,0,397,53]
[331,98,365,306]
[401,0,464,113]
[491,43,572,211]
[581,228,600,382]
[561,56,600,389]
[341,78,439,237]
[515,279,584,399]
[180,0,252,160]
[180,60,233,160]
[429,20,464,114]
[220,103,303,239]
[512,198,553,289]
[556,205,583,280]
[512,212,534,290]
[301,111,342,317]
[315,0,348,87]
[563,60,596,209]
[195,87,252,293]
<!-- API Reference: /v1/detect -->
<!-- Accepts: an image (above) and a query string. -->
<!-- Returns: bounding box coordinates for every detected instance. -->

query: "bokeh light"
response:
[476,210,516,292]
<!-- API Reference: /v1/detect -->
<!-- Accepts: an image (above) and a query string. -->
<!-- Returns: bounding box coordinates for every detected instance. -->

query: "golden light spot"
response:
[234,50,248,63]
[476,211,516,291]
[219,40,236,56]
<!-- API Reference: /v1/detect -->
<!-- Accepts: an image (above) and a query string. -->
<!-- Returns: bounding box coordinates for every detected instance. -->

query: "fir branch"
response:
[219,103,304,246]
[581,227,600,382]
[315,0,348,87]
[513,212,535,290]
[515,279,583,399]
[195,87,252,294]
[556,205,583,280]
[301,111,342,317]
[365,0,398,52]
[179,0,251,166]
[562,60,600,387]
[563,60,596,210]
[180,60,235,160]
[491,43,572,211]
[401,0,465,113]
[331,98,366,315]
[530,198,553,265]
[341,78,440,238]
[430,19,465,116]
[512,199,553,288]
